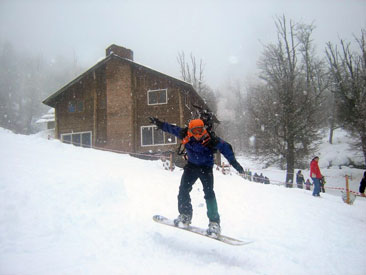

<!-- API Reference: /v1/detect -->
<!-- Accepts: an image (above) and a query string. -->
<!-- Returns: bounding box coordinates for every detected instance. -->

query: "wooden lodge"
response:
[43,44,212,164]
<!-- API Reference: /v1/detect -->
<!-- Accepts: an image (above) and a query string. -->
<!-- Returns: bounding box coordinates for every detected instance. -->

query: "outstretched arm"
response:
[214,138,244,174]
[149,117,184,139]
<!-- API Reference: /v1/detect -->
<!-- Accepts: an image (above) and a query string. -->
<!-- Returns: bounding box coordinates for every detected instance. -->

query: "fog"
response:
[0,0,365,88]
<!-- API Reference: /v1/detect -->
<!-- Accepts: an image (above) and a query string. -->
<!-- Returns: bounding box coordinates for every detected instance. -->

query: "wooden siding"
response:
[55,65,107,148]
[95,66,107,146]
[132,66,194,154]
[56,74,95,139]
[105,58,134,152]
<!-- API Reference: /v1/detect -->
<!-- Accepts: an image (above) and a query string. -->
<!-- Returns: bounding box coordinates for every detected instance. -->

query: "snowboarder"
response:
[310,156,322,197]
[149,117,244,235]
[359,171,366,197]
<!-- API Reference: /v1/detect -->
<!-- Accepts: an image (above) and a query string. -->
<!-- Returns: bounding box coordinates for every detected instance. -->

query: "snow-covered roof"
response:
[36,109,55,124]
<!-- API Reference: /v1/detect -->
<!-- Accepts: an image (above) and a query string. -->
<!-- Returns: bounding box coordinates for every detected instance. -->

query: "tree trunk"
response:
[361,133,366,166]
[328,92,336,144]
[286,137,295,187]
[329,126,334,144]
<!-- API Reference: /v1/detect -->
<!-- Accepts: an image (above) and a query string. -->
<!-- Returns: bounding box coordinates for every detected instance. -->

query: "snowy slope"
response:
[238,128,365,197]
[0,128,365,275]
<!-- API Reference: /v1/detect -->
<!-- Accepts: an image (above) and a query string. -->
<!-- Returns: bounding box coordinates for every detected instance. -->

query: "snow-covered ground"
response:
[240,129,365,197]
[0,128,365,275]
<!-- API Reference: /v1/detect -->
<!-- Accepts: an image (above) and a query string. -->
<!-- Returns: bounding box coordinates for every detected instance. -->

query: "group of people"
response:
[310,156,366,198]
[252,172,270,184]
[296,169,325,192]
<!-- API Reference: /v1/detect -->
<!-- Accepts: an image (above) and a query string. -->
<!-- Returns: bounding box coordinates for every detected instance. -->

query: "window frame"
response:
[60,131,92,148]
[147,89,168,105]
[68,100,84,113]
[141,125,177,147]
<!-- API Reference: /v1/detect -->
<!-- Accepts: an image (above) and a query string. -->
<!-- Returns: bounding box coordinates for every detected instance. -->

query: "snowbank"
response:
[0,128,365,274]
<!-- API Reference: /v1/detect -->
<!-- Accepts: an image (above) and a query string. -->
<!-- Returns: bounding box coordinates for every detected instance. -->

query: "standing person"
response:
[305,179,312,190]
[296,170,305,189]
[310,156,322,197]
[149,117,244,235]
[248,170,252,181]
[253,173,259,182]
[320,176,326,193]
[359,171,366,197]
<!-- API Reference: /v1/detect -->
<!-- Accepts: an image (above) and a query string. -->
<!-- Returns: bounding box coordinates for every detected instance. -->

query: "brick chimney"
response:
[106,44,133,60]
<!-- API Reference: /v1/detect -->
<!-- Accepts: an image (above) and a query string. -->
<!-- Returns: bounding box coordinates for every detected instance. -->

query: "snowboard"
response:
[153,215,252,246]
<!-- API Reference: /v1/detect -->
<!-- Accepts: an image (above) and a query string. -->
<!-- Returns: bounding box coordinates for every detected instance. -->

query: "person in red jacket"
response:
[310,156,322,197]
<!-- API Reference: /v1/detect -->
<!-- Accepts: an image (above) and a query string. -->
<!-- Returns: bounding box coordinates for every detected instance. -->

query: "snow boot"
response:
[174,214,191,228]
[207,221,221,236]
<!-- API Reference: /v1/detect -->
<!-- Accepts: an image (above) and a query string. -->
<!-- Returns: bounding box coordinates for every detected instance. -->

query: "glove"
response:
[230,159,244,174]
[149,117,163,129]
[179,127,188,139]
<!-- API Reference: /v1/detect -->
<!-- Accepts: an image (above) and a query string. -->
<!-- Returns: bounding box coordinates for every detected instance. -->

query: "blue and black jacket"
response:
[161,122,243,172]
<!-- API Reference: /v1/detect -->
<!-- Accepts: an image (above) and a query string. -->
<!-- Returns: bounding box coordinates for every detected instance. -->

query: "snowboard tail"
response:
[153,215,252,246]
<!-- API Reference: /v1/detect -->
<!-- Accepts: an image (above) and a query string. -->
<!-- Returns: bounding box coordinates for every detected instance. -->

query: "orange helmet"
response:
[182,119,208,143]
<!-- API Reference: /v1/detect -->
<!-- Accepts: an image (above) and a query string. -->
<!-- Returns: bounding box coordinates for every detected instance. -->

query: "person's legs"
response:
[312,178,320,196]
[199,167,220,223]
[177,164,199,218]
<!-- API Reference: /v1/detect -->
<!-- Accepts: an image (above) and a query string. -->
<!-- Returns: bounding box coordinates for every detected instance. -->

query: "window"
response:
[154,127,164,144]
[142,127,153,146]
[141,126,176,146]
[72,133,81,145]
[68,102,76,113]
[61,131,92,148]
[68,100,84,113]
[81,132,91,147]
[147,89,167,105]
[77,101,84,112]
[62,134,71,144]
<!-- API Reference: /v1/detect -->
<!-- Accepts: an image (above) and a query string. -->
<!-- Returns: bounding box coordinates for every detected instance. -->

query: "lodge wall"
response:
[105,58,134,152]
[132,66,187,154]
[95,65,107,147]
[55,65,108,148]
[56,74,96,139]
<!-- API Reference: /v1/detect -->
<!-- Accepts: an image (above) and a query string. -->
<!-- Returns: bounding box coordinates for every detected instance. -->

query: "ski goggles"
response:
[189,126,205,135]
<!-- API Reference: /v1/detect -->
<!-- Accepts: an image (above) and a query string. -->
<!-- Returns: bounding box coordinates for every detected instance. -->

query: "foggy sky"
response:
[1,0,365,89]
